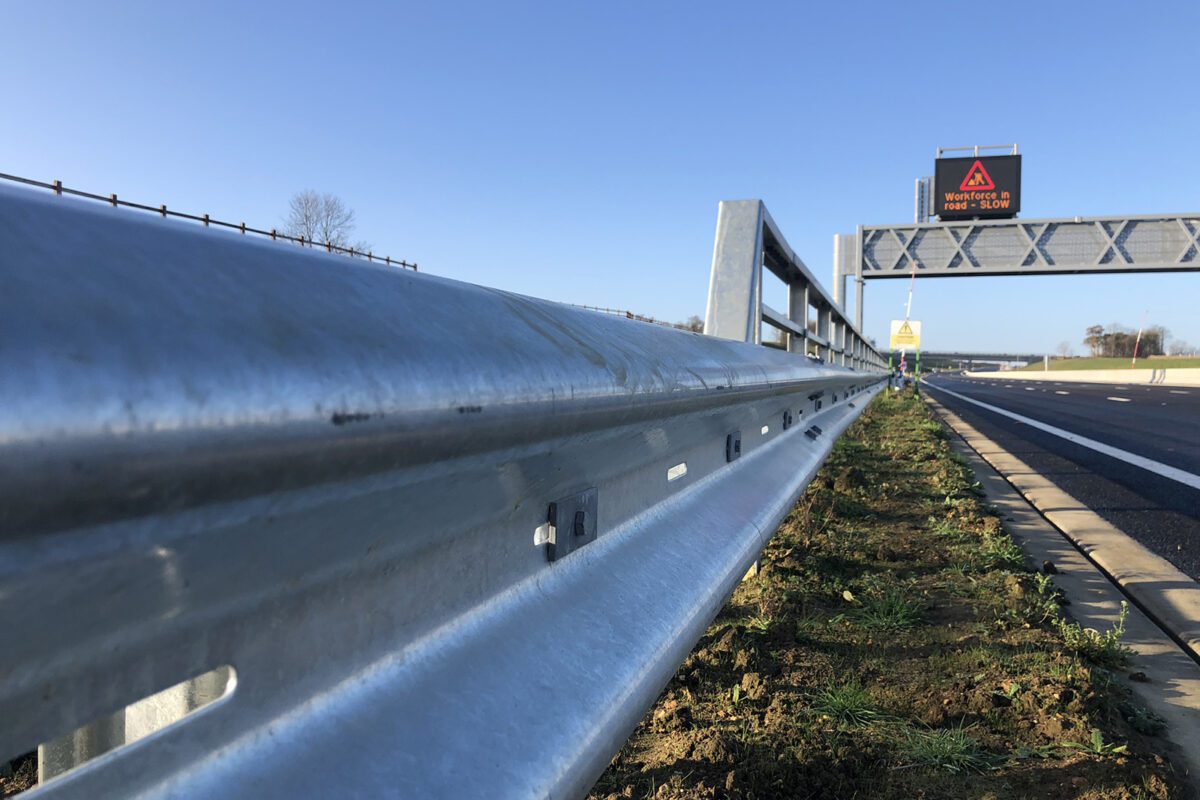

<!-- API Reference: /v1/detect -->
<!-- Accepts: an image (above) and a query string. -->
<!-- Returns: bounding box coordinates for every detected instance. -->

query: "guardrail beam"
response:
[0,184,885,799]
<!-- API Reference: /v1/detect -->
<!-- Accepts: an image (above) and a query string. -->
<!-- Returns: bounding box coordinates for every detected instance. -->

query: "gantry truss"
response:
[858,214,1200,278]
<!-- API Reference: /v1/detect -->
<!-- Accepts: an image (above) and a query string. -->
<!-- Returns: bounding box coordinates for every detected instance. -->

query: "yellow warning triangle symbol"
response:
[898,322,913,335]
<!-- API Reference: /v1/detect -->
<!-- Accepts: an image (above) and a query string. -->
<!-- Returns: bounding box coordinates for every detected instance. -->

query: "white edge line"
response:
[924,382,1200,491]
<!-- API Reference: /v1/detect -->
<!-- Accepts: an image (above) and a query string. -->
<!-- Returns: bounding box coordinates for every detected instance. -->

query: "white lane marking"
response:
[1055,390,1070,395]
[1106,396,1131,403]
[924,383,1200,491]
[1025,387,1036,391]
[1004,385,1014,388]
[1170,390,1190,395]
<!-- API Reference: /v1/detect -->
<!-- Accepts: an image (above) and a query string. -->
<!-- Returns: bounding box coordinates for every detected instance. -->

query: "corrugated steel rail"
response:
[0,184,884,798]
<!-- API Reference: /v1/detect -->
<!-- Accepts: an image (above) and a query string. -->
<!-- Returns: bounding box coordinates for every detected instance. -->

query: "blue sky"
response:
[4,1,1198,353]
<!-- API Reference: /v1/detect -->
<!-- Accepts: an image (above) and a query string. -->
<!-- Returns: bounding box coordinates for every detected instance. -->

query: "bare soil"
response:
[0,754,36,798]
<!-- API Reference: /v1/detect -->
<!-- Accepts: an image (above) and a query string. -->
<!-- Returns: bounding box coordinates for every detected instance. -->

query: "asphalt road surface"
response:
[923,373,1200,580]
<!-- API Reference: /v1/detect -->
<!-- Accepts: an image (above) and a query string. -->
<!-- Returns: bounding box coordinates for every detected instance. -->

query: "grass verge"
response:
[1016,356,1200,371]
[589,390,1188,800]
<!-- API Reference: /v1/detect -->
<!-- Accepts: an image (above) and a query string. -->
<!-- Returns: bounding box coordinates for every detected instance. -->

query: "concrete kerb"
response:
[963,368,1200,388]
[925,394,1200,784]
[924,394,1200,659]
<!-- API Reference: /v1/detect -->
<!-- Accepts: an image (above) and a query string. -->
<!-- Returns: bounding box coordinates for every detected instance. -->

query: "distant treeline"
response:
[1083,324,1168,358]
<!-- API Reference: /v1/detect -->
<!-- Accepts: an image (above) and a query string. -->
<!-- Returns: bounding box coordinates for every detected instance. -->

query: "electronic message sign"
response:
[934,155,1021,220]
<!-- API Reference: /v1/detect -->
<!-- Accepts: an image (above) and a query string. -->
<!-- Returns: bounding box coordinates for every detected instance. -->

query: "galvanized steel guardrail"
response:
[0,184,885,798]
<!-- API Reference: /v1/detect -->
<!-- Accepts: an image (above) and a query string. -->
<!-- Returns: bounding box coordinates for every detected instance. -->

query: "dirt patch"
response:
[589,390,1189,800]
[0,754,36,798]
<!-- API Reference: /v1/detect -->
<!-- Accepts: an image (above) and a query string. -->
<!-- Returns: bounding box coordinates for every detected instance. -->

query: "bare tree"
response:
[681,315,704,333]
[1055,341,1073,358]
[1169,340,1194,356]
[283,190,371,254]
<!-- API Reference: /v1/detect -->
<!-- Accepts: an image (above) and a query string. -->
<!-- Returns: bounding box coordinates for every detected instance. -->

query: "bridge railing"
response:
[0,171,418,269]
[705,199,886,371]
[0,183,885,798]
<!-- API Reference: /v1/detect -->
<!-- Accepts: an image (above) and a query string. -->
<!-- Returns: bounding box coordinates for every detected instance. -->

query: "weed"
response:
[899,724,990,773]
[1010,743,1062,760]
[942,557,976,577]
[991,681,1022,708]
[1064,728,1128,756]
[855,588,923,632]
[1046,655,1086,681]
[795,614,833,639]
[929,517,971,542]
[920,420,947,439]
[1083,666,1131,724]
[812,682,881,727]
[1133,773,1171,800]
[1027,573,1063,624]
[1121,702,1167,736]
[996,572,1062,629]
[1056,602,1133,667]
[978,535,1026,572]
[938,573,977,598]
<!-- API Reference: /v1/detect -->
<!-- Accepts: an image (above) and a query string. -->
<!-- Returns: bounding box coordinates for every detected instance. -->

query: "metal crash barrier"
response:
[0,185,884,798]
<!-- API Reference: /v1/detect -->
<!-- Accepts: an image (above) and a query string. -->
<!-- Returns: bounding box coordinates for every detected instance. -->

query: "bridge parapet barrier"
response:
[0,183,885,797]
[704,199,887,372]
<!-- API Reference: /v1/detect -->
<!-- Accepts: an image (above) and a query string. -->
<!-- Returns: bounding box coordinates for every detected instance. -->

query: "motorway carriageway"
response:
[923,374,1200,581]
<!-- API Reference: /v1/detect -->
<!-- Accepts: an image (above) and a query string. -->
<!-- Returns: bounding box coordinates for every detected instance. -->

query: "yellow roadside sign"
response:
[890,319,922,350]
